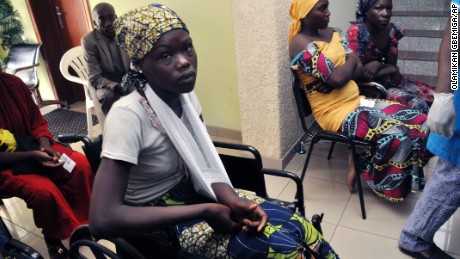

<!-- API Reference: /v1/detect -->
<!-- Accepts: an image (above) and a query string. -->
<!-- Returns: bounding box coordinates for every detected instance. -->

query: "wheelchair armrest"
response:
[4,239,44,259]
[260,168,305,217]
[58,133,102,173]
[57,133,94,147]
[108,238,149,259]
[213,141,258,154]
[358,81,387,99]
[70,224,148,259]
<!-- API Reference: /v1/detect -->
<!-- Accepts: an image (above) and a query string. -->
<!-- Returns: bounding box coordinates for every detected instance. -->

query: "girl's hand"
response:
[38,137,61,160]
[227,198,268,233]
[389,68,402,86]
[40,146,61,161]
[361,61,382,81]
[31,150,64,168]
[211,183,268,232]
[204,203,243,233]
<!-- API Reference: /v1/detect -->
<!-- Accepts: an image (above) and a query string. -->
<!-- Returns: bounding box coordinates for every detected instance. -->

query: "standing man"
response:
[82,2,130,114]
[398,20,459,259]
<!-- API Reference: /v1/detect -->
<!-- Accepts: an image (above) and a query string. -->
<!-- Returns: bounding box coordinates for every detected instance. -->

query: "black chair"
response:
[58,134,102,173]
[0,191,43,259]
[59,134,322,258]
[0,208,44,259]
[291,73,387,220]
[213,141,306,217]
[214,141,326,234]
[1,239,44,259]
[68,225,146,259]
[5,43,68,109]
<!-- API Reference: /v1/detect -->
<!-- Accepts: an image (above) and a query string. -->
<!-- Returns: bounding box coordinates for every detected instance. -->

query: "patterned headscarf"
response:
[288,0,319,42]
[114,3,188,65]
[355,0,378,22]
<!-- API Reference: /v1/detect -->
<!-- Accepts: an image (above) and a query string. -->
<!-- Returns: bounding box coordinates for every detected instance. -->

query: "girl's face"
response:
[365,0,392,29]
[141,29,197,96]
[304,0,331,30]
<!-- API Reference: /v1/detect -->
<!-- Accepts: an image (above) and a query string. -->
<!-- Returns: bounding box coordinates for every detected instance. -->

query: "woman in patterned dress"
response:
[347,0,435,114]
[289,0,431,201]
[89,4,338,258]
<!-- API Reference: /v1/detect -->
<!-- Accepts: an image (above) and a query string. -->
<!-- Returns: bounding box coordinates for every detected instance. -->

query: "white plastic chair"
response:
[59,46,105,138]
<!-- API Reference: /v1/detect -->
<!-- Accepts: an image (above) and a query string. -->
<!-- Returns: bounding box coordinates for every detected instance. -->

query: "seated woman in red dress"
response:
[0,72,93,259]
[347,0,435,114]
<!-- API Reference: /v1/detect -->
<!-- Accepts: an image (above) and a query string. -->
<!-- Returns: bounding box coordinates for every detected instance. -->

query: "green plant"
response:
[0,0,25,66]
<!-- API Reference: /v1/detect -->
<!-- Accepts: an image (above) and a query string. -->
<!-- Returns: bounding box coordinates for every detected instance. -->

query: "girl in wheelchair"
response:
[89,4,338,259]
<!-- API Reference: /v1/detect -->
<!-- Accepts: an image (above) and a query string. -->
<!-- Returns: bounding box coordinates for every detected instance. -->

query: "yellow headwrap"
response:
[115,4,188,65]
[288,0,319,42]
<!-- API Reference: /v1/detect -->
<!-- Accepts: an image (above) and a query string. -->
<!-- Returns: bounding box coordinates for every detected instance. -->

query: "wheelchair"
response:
[0,208,44,259]
[59,134,325,259]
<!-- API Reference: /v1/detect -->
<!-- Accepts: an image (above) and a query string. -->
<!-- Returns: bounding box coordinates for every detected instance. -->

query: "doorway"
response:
[26,0,93,105]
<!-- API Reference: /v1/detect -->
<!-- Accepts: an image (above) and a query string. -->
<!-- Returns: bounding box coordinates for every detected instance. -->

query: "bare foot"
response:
[347,153,356,193]
[347,169,356,193]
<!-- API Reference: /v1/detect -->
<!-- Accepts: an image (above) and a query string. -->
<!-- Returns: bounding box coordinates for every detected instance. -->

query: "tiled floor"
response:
[1,104,459,259]
[270,142,460,259]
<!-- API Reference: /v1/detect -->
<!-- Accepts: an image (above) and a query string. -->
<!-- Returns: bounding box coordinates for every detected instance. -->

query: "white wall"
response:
[329,0,357,33]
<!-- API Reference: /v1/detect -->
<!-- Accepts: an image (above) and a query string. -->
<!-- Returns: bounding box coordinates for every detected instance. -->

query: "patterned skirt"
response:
[141,180,339,259]
[341,99,431,201]
[382,76,435,114]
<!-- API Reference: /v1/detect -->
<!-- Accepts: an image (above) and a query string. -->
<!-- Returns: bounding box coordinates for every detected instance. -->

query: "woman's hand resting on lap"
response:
[211,183,268,233]
[30,150,64,168]
[38,137,61,161]
[226,197,268,233]
[361,61,381,81]
[204,203,243,233]
[40,146,61,160]
[388,67,402,86]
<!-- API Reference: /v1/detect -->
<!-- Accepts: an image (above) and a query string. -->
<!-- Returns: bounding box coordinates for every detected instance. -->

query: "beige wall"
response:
[231,0,300,161]
[329,0,357,32]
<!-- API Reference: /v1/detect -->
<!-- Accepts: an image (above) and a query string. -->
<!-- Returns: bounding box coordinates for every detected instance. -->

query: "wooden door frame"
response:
[25,0,92,103]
